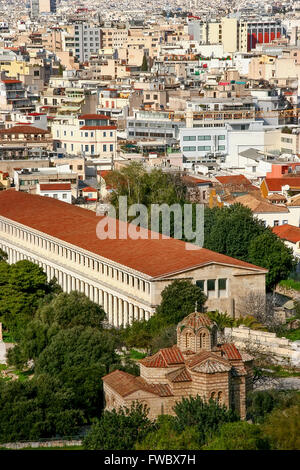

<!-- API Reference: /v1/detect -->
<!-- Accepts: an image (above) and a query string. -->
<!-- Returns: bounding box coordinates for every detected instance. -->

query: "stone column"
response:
[123,301,129,327]
[118,298,123,327]
[108,294,113,325]
[113,296,118,327]
[129,303,134,325]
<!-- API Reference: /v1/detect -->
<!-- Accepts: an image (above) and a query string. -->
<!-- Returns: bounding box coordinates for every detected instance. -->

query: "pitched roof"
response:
[0,191,268,278]
[166,367,192,383]
[219,343,242,360]
[186,351,232,374]
[39,183,71,191]
[102,370,173,397]
[265,177,300,192]
[233,194,289,213]
[272,224,300,243]
[0,125,49,135]
[139,346,185,368]
[215,175,252,186]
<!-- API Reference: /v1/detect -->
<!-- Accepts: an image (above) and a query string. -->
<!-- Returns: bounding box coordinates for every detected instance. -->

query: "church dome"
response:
[177,311,218,354]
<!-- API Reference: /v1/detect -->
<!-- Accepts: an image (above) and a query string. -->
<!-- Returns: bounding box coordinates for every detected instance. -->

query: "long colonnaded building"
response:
[0,190,267,327]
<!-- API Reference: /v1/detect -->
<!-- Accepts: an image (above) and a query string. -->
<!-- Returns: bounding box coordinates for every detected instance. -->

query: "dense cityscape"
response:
[0,0,299,455]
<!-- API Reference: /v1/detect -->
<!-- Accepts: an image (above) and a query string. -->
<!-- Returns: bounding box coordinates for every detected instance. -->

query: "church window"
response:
[217,391,223,404]
[185,331,193,349]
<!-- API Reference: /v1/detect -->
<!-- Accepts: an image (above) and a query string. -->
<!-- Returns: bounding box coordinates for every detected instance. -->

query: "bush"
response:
[204,421,270,450]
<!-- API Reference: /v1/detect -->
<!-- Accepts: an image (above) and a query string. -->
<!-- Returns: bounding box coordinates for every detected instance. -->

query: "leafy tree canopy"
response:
[83,402,155,450]
[204,421,270,450]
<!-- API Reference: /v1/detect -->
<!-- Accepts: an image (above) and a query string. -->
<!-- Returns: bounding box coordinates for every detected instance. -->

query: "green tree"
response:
[156,279,206,325]
[8,291,107,368]
[173,395,239,446]
[204,421,270,450]
[141,55,148,72]
[83,402,154,450]
[34,326,120,418]
[0,260,59,336]
[135,415,201,450]
[248,230,295,288]
[262,404,300,450]
[203,204,265,261]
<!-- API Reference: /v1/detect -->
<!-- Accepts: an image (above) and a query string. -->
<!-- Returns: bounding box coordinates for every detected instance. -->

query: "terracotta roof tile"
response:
[265,177,300,192]
[140,346,185,368]
[0,191,268,278]
[272,224,300,243]
[219,343,242,360]
[40,183,71,191]
[102,370,173,397]
[166,367,192,383]
[0,125,49,135]
[177,312,214,331]
[233,194,288,213]
[215,175,252,186]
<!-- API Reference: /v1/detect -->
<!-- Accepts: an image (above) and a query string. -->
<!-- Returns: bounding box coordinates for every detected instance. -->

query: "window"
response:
[218,278,226,290]
[196,280,204,291]
[207,279,215,291]
[282,220,288,224]
[103,131,106,137]
[198,146,211,151]
[110,144,113,152]
[63,194,67,199]
[198,135,211,141]
[183,136,196,141]
[183,146,196,152]
[53,194,58,199]
[103,144,107,152]
[274,220,279,226]
[218,145,225,151]
[218,135,225,140]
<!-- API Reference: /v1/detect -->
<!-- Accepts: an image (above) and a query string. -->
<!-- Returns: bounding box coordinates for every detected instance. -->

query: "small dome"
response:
[177,311,214,332]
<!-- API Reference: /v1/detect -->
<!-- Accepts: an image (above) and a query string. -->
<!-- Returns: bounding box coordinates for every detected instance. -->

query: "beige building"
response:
[103,311,254,419]
[0,191,267,328]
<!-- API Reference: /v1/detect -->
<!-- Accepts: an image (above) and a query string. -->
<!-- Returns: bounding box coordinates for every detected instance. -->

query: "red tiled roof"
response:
[80,125,116,130]
[40,183,71,191]
[166,367,192,383]
[0,191,268,278]
[79,114,109,120]
[28,113,45,116]
[265,177,300,192]
[186,350,232,373]
[0,125,49,135]
[82,187,97,192]
[1,79,21,84]
[177,312,214,331]
[219,343,242,360]
[102,370,173,397]
[215,175,252,186]
[140,346,185,368]
[272,224,300,243]
[183,175,212,185]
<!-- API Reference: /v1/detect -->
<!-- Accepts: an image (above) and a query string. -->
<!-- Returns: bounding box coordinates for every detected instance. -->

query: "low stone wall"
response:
[0,439,82,449]
[224,326,300,367]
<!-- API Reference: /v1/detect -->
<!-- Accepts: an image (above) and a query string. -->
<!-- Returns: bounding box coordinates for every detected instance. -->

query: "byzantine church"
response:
[102,311,253,419]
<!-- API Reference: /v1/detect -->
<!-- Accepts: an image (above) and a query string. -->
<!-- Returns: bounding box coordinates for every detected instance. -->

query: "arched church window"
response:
[217,391,223,404]
[210,392,216,400]
[185,332,193,349]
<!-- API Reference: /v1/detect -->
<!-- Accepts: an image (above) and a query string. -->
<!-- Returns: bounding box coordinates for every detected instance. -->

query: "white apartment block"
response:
[52,114,117,160]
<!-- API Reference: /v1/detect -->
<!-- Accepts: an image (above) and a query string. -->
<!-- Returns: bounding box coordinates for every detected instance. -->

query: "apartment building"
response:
[52,113,117,159]
[73,21,101,63]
